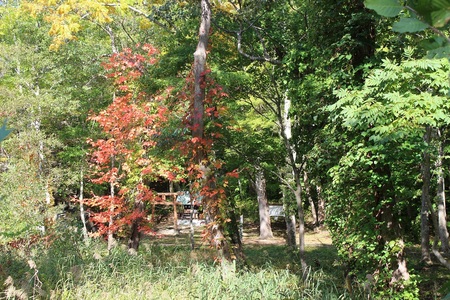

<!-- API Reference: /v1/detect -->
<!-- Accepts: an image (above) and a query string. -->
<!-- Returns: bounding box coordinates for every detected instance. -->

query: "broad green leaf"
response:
[392,17,429,32]
[420,36,447,50]
[431,8,450,27]
[364,0,403,17]
[432,0,450,10]
[426,44,450,58]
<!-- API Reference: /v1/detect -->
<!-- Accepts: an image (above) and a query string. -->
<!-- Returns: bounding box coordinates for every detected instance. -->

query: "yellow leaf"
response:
[140,18,152,30]
[57,4,71,15]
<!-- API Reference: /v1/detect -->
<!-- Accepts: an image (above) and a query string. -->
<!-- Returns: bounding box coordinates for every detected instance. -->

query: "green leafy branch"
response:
[365,0,450,58]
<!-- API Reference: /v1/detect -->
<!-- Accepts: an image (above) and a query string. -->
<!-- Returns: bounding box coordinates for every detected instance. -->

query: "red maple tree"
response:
[85,44,170,251]
[84,43,240,257]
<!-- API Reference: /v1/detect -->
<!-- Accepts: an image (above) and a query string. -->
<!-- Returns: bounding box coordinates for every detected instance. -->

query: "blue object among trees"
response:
[0,119,11,143]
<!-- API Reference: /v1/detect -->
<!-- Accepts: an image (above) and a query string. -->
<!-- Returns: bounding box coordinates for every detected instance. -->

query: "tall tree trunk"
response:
[293,180,306,270]
[303,168,318,229]
[316,184,325,225]
[255,164,273,239]
[285,214,297,248]
[421,126,432,263]
[107,154,116,252]
[436,128,449,253]
[282,188,296,248]
[79,166,89,243]
[192,0,210,150]
[427,196,450,269]
[192,0,233,261]
[280,91,306,269]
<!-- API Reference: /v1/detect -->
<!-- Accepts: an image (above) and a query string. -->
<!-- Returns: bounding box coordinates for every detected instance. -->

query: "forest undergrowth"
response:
[0,220,447,300]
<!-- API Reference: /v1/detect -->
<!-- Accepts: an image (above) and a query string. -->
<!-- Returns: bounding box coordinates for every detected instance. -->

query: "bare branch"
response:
[103,3,176,34]
[127,5,177,33]
[236,30,282,64]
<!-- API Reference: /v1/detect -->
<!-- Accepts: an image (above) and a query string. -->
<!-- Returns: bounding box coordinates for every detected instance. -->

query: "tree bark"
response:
[436,128,449,253]
[255,164,273,239]
[293,182,306,270]
[316,184,325,225]
[286,214,297,247]
[192,0,210,152]
[128,199,144,252]
[420,126,432,263]
[192,0,235,261]
[280,91,306,269]
[79,167,89,243]
[428,196,450,270]
[303,168,318,229]
[107,154,116,252]
[282,188,296,248]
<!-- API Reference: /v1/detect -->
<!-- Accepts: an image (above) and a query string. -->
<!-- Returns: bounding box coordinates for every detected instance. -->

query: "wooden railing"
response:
[153,192,180,230]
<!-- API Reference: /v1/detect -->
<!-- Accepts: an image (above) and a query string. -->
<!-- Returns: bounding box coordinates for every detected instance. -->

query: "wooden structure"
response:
[153,193,180,230]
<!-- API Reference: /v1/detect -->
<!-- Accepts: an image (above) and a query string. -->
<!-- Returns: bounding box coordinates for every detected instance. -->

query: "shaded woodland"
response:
[1,0,450,299]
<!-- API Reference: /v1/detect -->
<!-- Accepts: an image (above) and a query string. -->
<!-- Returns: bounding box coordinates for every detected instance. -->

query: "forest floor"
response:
[154,217,332,248]
[150,217,449,299]
[151,218,338,277]
[241,222,332,247]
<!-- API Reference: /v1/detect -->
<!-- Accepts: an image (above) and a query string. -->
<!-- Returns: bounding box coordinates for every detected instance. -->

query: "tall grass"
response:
[0,228,360,300]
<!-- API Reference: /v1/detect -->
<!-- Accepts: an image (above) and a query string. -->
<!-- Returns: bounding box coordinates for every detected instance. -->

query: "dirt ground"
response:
[242,228,333,247]
[155,218,333,248]
[240,222,333,247]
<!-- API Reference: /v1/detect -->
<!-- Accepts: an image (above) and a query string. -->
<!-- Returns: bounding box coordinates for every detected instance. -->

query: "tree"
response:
[0,5,82,242]
[86,44,172,251]
[327,53,450,296]
[254,163,273,239]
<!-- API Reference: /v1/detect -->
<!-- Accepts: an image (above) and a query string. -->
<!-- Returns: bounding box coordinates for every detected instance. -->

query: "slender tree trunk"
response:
[189,195,196,250]
[436,128,449,253]
[282,188,296,248]
[128,199,144,252]
[281,91,307,269]
[255,164,273,239]
[293,180,306,270]
[79,167,89,242]
[108,155,116,252]
[303,168,318,229]
[421,126,432,263]
[286,214,296,248]
[105,29,118,253]
[316,184,325,225]
[427,196,450,269]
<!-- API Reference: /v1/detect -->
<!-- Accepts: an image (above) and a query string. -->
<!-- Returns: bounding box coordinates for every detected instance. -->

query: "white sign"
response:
[269,205,284,217]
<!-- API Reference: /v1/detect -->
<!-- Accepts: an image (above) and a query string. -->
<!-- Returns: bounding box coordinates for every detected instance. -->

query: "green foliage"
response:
[330,55,450,139]
[325,52,449,298]
[365,0,450,58]
[366,0,450,28]
[364,0,403,17]
[392,17,429,33]
[0,226,356,300]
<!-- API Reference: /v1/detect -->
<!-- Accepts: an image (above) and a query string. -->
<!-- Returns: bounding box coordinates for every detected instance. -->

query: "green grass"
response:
[9,224,450,300]
[1,223,448,299]
[0,228,361,300]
